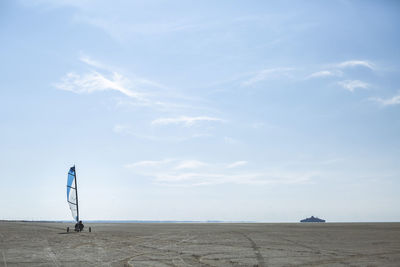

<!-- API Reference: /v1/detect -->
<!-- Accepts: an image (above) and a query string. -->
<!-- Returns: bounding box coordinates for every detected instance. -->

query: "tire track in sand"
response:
[234,232,266,267]
[0,232,7,267]
[118,234,197,267]
[1,250,7,267]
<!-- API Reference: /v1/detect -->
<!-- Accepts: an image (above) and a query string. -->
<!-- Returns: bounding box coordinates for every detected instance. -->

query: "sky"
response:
[0,0,399,222]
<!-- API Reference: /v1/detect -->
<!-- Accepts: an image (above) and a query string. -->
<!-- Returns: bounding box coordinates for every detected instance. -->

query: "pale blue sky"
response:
[1,0,399,222]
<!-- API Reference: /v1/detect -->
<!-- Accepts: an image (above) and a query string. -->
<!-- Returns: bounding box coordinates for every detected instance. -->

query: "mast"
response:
[74,165,79,222]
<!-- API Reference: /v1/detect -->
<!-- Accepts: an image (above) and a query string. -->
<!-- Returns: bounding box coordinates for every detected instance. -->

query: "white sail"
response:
[67,166,78,222]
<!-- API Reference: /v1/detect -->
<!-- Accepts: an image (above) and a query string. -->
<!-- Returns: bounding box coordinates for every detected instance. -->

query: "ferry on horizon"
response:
[300,216,326,223]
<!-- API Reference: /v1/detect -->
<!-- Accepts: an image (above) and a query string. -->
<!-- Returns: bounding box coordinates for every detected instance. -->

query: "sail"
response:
[67,166,78,222]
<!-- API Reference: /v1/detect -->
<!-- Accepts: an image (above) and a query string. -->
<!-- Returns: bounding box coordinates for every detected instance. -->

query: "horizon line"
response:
[1,220,399,224]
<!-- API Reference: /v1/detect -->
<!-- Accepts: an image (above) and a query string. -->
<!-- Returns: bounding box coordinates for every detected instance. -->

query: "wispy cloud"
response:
[224,136,239,145]
[113,124,130,134]
[79,55,168,90]
[307,70,342,79]
[125,159,173,168]
[55,71,143,99]
[306,60,374,81]
[338,80,369,92]
[227,161,248,168]
[370,93,400,106]
[241,67,294,86]
[79,54,107,69]
[55,54,165,101]
[174,160,207,170]
[151,116,223,127]
[336,60,375,70]
[125,159,315,187]
[154,170,315,187]
[56,54,208,115]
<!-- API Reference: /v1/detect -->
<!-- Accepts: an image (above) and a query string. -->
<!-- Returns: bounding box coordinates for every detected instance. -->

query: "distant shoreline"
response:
[0,220,255,224]
[1,220,399,223]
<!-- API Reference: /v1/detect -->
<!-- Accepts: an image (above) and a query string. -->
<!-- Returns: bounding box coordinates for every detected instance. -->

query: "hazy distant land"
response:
[0,221,399,266]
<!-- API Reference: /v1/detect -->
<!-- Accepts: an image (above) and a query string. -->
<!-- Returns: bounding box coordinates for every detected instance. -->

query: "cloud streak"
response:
[57,54,226,115]
[337,60,375,70]
[174,160,207,170]
[227,161,248,168]
[154,170,314,187]
[151,116,223,127]
[55,55,160,101]
[79,55,108,70]
[241,67,294,86]
[125,159,173,168]
[307,70,342,79]
[125,159,315,187]
[55,71,143,99]
[56,54,211,115]
[338,80,369,92]
[370,93,400,106]
[307,59,374,81]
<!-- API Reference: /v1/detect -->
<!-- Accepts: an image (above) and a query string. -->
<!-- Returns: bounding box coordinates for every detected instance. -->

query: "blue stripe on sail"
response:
[67,167,75,198]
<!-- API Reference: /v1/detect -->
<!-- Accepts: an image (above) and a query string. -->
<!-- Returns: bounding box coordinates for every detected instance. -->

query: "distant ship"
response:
[300,216,325,223]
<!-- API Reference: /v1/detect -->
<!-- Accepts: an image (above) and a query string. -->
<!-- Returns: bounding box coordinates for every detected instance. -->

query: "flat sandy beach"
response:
[0,222,399,266]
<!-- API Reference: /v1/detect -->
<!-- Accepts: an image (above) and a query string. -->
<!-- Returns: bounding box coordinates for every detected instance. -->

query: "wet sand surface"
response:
[0,222,399,266]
